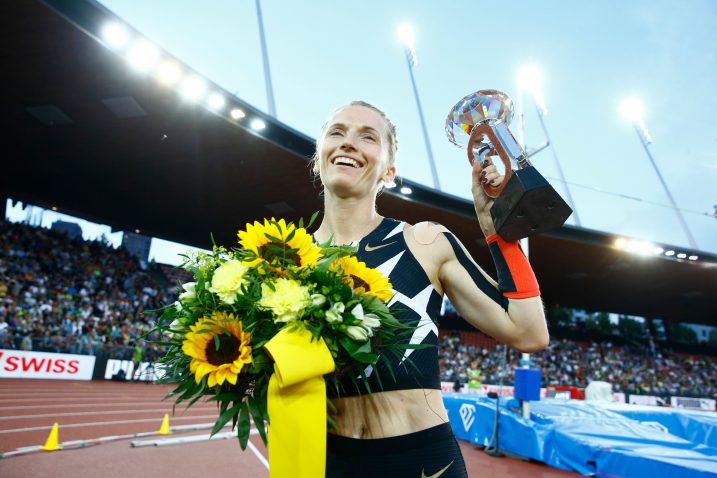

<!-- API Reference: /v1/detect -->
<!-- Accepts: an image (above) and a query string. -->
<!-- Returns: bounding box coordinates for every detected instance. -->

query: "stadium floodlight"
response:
[250,119,266,131]
[620,96,698,249]
[126,39,160,73]
[516,64,581,226]
[134,229,141,234]
[397,23,439,190]
[230,108,246,120]
[400,186,413,195]
[614,238,627,249]
[625,240,655,256]
[518,65,547,115]
[676,253,687,259]
[179,76,207,102]
[619,97,651,143]
[664,250,675,256]
[619,97,643,122]
[397,24,417,66]
[155,61,182,86]
[689,255,698,261]
[652,246,664,255]
[101,22,130,50]
[207,93,226,111]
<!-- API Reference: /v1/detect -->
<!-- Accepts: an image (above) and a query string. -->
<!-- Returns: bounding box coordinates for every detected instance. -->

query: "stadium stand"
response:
[0,219,173,362]
[439,329,717,400]
[2,218,715,401]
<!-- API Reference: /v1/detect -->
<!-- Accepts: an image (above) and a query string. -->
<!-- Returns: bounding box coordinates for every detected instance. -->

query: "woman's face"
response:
[317,105,395,198]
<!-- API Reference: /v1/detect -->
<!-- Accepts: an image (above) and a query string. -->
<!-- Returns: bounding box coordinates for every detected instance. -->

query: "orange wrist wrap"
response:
[486,234,540,299]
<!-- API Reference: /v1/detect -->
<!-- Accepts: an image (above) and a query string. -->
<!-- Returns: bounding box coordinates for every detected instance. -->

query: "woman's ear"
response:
[384,165,397,187]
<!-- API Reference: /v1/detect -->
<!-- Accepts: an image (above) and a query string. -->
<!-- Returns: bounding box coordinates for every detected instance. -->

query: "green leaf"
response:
[388,343,435,350]
[379,354,397,383]
[307,211,319,229]
[209,392,244,402]
[285,228,296,243]
[338,337,376,362]
[211,401,242,437]
[248,398,268,446]
[237,402,251,450]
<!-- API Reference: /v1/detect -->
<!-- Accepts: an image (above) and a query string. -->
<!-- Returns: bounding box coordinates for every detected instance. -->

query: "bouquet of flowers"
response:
[150,215,415,469]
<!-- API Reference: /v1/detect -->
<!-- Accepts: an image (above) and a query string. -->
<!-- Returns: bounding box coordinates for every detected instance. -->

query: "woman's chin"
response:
[324,181,374,200]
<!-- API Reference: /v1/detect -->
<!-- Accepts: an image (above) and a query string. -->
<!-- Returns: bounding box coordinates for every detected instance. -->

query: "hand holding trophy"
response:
[446,90,572,241]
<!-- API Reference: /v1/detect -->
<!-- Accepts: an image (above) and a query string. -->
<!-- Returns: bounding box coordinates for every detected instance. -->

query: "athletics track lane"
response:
[0,379,581,477]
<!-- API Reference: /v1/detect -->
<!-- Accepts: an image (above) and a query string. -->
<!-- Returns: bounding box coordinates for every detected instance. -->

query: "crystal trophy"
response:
[446,89,572,241]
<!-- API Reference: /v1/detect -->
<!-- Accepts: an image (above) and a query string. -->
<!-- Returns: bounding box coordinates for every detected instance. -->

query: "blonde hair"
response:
[311,101,399,177]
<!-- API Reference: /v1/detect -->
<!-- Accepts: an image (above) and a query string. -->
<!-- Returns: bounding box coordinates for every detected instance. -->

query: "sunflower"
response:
[238,218,322,269]
[182,312,253,387]
[334,256,394,302]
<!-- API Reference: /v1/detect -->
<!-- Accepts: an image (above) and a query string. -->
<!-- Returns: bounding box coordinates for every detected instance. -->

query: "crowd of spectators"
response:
[439,331,717,399]
[2,219,716,400]
[0,220,172,361]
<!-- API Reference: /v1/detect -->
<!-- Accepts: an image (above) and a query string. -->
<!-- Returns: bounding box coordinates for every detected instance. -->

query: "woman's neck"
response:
[316,194,382,246]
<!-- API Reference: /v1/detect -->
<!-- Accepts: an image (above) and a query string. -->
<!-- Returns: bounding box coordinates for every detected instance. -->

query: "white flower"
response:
[325,302,345,324]
[346,325,369,342]
[311,293,327,307]
[178,282,197,301]
[351,303,381,336]
[362,313,381,330]
[166,318,184,339]
[174,301,183,312]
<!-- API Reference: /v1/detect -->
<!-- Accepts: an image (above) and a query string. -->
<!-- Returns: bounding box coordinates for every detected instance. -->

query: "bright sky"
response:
[11,1,717,262]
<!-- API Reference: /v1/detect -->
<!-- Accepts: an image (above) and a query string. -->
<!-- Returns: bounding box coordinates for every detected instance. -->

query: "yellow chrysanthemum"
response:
[237,218,322,269]
[182,312,252,387]
[334,256,394,302]
[258,278,311,323]
[208,259,249,304]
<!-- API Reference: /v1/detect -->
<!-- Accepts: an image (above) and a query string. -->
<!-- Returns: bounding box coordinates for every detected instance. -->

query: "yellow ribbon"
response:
[264,326,335,478]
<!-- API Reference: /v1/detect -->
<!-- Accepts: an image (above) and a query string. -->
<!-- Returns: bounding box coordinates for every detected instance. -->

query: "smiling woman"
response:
[309,101,548,477]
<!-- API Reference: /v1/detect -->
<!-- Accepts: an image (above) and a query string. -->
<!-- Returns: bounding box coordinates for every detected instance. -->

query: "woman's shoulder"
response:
[402,221,451,246]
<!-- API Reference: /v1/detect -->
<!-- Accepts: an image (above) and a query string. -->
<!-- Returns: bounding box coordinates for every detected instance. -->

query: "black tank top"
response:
[327,217,443,398]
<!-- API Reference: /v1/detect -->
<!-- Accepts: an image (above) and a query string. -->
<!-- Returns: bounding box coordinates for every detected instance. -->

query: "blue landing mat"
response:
[594,402,717,449]
[443,394,717,477]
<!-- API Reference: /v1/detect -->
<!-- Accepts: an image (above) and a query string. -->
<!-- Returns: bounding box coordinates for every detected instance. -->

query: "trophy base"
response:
[491,166,573,241]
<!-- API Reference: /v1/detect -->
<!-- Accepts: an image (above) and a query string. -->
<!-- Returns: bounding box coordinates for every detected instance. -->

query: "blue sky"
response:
[12,1,717,262]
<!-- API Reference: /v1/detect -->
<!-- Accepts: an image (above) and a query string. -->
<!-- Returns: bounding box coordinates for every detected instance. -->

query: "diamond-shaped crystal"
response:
[445,90,514,148]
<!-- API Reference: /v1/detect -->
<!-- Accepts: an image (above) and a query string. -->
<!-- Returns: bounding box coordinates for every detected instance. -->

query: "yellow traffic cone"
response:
[156,414,171,435]
[41,422,63,451]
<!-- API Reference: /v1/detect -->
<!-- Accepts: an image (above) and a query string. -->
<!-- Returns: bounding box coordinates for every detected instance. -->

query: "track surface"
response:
[0,379,581,477]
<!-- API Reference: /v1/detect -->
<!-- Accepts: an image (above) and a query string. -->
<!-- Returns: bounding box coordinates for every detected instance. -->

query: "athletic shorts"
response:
[326,423,468,477]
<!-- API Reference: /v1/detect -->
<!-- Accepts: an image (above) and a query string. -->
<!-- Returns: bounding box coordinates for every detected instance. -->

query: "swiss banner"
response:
[0,349,95,380]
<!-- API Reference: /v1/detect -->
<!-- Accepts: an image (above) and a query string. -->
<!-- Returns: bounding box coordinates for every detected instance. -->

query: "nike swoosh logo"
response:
[421,460,454,478]
[364,241,397,252]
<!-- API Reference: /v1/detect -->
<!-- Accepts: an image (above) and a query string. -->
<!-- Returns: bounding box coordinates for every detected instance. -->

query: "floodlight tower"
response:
[620,98,698,249]
[518,65,581,226]
[255,0,276,117]
[398,24,440,190]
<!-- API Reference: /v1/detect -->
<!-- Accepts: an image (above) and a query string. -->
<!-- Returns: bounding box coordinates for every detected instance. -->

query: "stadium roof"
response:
[2,0,716,326]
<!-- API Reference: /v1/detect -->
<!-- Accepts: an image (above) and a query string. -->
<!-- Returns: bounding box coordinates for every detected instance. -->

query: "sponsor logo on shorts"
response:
[421,460,454,478]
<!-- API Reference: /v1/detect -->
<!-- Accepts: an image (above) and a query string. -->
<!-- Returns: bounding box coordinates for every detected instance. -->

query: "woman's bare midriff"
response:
[329,388,449,439]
